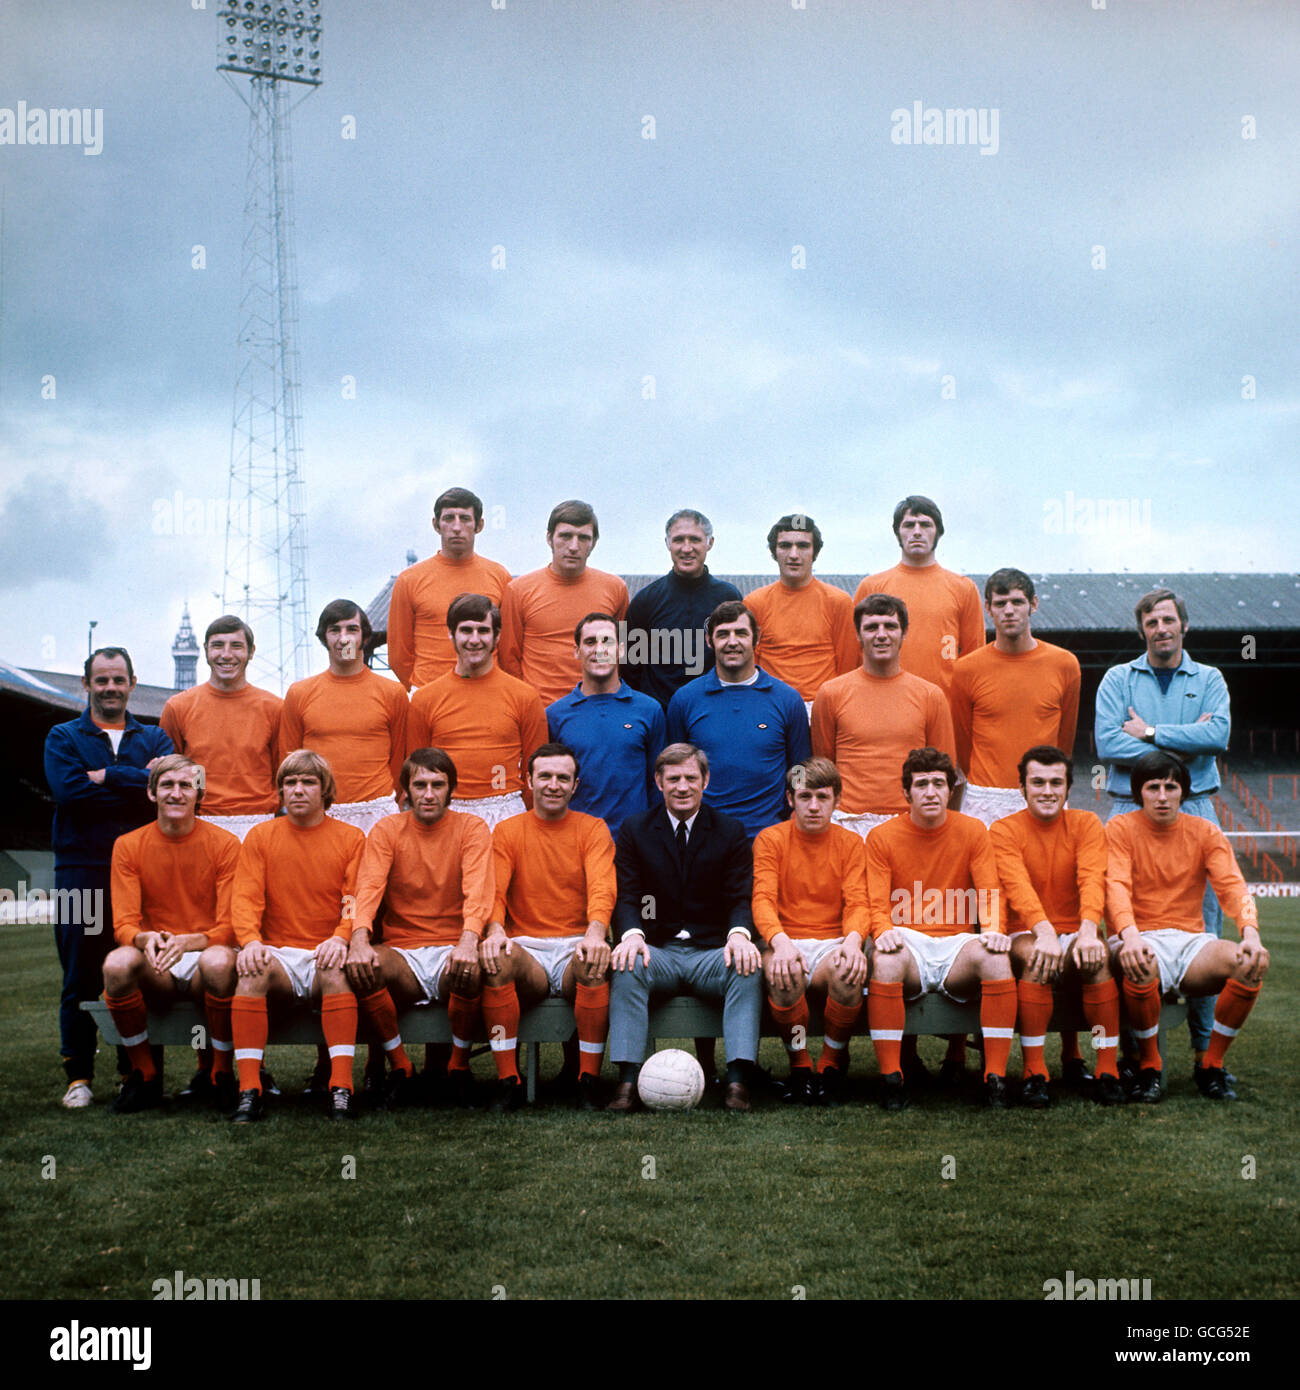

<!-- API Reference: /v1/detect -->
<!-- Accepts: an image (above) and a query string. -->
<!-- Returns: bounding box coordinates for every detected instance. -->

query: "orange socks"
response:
[105,989,156,1080]
[321,993,357,1091]
[481,983,520,1082]
[1123,978,1163,1070]
[574,981,609,1079]
[868,981,905,1076]
[1082,980,1120,1079]
[447,991,478,1072]
[770,997,812,1070]
[1016,979,1054,1080]
[1203,978,1260,1069]
[980,978,1017,1079]
[231,995,268,1092]
[358,988,413,1077]
[204,992,233,1077]
[818,996,861,1073]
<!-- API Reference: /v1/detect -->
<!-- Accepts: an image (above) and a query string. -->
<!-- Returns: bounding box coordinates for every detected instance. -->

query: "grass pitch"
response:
[3,906,1297,1301]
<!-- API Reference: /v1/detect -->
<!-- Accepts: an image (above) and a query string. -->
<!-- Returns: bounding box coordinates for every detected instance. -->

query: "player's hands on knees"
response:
[448,935,480,991]
[345,933,380,992]
[980,931,1012,955]
[479,927,510,976]
[1117,936,1156,984]
[833,933,868,987]
[768,935,801,988]
[1073,923,1106,971]
[1237,934,1269,985]
[1027,926,1063,982]
[576,924,611,976]
[611,935,650,972]
[236,941,271,978]
[875,929,904,955]
[315,935,348,972]
[724,932,760,977]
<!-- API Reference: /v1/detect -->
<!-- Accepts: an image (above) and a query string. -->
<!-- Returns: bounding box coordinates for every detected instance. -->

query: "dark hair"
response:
[901,746,958,794]
[315,599,373,648]
[84,646,135,683]
[705,599,759,644]
[434,487,484,523]
[446,592,502,637]
[1130,750,1191,804]
[891,495,945,542]
[655,742,710,777]
[984,567,1036,604]
[787,756,841,799]
[854,592,909,635]
[1017,745,1073,791]
[401,747,458,797]
[1134,587,1188,633]
[546,499,599,542]
[204,614,256,649]
[573,611,619,646]
[528,742,580,779]
[766,513,823,561]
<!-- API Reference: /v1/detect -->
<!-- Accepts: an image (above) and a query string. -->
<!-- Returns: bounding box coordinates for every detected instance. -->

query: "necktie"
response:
[675,819,688,863]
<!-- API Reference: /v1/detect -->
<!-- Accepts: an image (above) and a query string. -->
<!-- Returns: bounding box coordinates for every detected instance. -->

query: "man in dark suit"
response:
[606,742,762,1111]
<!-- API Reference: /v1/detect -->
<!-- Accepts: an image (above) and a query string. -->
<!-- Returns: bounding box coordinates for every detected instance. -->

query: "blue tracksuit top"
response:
[623,567,742,710]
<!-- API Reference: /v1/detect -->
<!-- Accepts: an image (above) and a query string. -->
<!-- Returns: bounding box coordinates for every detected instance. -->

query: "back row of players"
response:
[47,490,1259,1113]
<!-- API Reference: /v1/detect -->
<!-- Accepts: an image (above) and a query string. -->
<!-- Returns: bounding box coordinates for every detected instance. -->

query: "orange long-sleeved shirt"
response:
[232,815,365,949]
[1104,811,1258,937]
[386,551,512,691]
[352,809,495,946]
[949,640,1080,787]
[752,819,869,942]
[988,807,1106,935]
[811,668,957,815]
[160,682,283,814]
[407,665,547,799]
[853,562,985,697]
[744,578,860,701]
[491,810,616,939]
[278,668,409,805]
[498,566,629,707]
[110,819,240,947]
[866,811,1001,938]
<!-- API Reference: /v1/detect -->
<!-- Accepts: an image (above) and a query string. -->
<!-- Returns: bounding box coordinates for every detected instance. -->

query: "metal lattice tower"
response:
[217,2,322,691]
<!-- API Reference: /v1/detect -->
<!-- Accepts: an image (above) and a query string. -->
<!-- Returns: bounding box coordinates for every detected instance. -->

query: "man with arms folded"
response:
[812,593,957,839]
[865,748,1016,1111]
[228,750,366,1122]
[622,508,741,710]
[754,758,869,1106]
[988,746,1121,1107]
[279,599,409,832]
[1095,587,1231,1085]
[160,615,282,841]
[44,646,173,1109]
[499,500,629,707]
[606,743,762,1112]
[547,612,666,842]
[745,513,859,709]
[949,569,1080,826]
[854,495,984,700]
[386,486,511,692]
[478,744,616,1112]
[666,600,810,840]
[1105,751,1266,1104]
[103,754,241,1112]
[346,748,494,1107]
[408,593,547,829]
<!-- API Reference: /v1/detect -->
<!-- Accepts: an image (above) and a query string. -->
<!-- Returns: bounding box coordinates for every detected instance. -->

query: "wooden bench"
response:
[84,993,1188,1102]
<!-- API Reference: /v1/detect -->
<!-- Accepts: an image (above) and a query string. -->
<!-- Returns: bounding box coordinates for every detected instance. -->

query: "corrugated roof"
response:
[21,668,174,721]
[0,660,82,712]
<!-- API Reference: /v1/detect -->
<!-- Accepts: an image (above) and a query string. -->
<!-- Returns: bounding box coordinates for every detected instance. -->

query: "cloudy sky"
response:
[2,0,1296,690]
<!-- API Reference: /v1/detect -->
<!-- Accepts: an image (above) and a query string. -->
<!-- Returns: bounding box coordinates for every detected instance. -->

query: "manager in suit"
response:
[606,742,762,1111]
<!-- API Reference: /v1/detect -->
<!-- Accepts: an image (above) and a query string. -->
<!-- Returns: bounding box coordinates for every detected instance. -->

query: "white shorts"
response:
[265,944,319,999]
[793,937,847,977]
[392,944,456,1003]
[959,785,1027,827]
[511,935,580,997]
[204,812,275,843]
[330,796,400,834]
[1111,928,1214,995]
[831,808,893,840]
[452,790,526,828]
[895,927,978,1003]
[804,699,814,723]
[170,950,202,992]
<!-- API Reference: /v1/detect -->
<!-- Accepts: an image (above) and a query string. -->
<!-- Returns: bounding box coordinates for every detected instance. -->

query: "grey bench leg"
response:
[526,1044,538,1104]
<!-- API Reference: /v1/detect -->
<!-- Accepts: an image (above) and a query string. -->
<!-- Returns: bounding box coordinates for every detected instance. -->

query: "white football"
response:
[637,1048,706,1111]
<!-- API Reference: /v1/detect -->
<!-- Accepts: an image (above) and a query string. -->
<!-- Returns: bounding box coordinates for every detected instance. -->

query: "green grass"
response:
[3,907,1298,1301]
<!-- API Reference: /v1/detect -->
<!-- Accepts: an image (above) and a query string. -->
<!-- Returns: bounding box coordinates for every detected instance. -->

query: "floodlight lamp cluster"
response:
[217,0,322,85]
